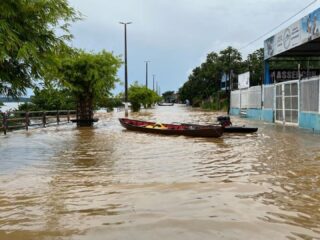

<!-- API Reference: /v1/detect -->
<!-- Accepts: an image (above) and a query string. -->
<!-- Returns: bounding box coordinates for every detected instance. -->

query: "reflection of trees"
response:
[42,127,120,237]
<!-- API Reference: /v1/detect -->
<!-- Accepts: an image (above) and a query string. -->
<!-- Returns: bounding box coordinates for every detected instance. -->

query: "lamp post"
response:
[145,61,150,88]
[152,74,155,91]
[120,21,132,117]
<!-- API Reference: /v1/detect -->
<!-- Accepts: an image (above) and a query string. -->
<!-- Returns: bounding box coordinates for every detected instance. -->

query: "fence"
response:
[0,110,76,135]
[231,79,320,112]
[231,90,240,109]
[263,85,274,109]
[230,86,262,109]
[230,77,320,125]
[300,77,319,113]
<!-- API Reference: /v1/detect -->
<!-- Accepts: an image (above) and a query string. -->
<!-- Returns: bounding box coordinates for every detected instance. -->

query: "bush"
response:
[128,82,161,112]
[201,92,228,111]
[96,97,124,111]
[191,97,202,107]
[18,87,76,111]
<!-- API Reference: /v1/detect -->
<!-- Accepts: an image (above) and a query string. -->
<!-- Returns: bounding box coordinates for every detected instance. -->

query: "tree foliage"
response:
[96,97,124,110]
[178,46,264,106]
[162,91,174,98]
[162,90,175,102]
[55,50,122,102]
[246,48,264,86]
[51,50,122,125]
[128,82,161,111]
[18,85,75,111]
[0,0,79,97]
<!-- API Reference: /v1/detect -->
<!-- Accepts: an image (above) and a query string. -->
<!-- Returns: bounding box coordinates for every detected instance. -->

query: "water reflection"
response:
[0,105,319,239]
[248,127,320,237]
[42,127,124,236]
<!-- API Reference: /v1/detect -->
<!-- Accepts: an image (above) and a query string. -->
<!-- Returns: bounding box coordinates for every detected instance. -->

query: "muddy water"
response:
[0,104,319,240]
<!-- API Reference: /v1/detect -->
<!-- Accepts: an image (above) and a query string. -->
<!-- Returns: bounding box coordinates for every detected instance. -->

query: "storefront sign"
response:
[264,7,320,60]
[270,69,319,82]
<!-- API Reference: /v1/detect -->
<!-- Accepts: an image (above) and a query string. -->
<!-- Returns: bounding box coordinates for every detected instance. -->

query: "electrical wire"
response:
[240,0,318,50]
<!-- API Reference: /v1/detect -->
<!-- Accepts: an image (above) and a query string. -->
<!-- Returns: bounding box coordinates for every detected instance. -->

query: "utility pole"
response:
[145,61,150,88]
[120,21,132,117]
[227,51,231,114]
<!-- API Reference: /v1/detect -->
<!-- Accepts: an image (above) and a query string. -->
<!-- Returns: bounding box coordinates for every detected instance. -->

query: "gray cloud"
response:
[68,0,320,94]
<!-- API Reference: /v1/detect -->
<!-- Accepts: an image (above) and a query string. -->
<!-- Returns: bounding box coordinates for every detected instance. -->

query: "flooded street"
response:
[0,104,320,240]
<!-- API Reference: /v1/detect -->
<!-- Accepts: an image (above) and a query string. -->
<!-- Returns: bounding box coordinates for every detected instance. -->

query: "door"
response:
[275,81,299,125]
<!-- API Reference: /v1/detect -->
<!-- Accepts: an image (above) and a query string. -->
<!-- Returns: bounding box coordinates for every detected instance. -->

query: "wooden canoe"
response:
[119,118,224,138]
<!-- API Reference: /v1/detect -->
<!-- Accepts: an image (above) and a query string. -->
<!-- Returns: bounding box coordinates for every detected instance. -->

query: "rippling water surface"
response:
[0,105,320,240]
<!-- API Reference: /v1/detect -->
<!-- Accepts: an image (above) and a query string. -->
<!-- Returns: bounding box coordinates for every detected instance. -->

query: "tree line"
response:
[178,45,320,110]
[178,47,264,108]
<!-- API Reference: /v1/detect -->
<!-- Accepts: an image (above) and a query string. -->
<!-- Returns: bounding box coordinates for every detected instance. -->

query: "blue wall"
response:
[231,108,274,123]
[299,112,320,132]
[231,108,320,132]
[230,108,240,115]
[261,109,274,122]
[247,109,262,120]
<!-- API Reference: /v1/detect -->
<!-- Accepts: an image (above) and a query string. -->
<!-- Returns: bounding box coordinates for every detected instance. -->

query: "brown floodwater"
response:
[0,104,320,240]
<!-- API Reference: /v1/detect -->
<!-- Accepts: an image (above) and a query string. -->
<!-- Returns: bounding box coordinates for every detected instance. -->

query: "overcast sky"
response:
[68,0,320,94]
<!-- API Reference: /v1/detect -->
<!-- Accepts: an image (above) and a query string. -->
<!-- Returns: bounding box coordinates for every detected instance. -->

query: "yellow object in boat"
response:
[146,125,154,128]
[153,123,167,129]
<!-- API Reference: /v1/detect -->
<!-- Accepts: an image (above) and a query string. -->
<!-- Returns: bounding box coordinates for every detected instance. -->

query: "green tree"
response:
[55,50,121,126]
[96,97,124,111]
[179,46,246,108]
[0,0,79,97]
[217,46,244,90]
[162,91,174,102]
[245,48,264,86]
[179,51,222,106]
[18,85,76,111]
[129,82,160,112]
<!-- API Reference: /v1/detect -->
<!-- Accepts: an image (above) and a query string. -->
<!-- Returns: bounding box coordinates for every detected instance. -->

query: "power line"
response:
[240,0,318,50]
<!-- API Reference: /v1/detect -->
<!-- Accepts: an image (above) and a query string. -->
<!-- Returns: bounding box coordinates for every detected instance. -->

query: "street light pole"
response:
[120,21,132,117]
[145,61,150,88]
[152,74,155,91]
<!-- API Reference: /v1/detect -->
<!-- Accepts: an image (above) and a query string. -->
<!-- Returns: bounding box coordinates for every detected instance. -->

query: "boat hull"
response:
[119,118,223,138]
[224,126,258,133]
[181,123,258,133]
[157,103,174,106]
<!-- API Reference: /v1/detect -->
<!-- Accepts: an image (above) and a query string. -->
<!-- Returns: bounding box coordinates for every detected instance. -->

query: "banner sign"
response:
[220,72,230,90]
[238,72,250,89]
[270,69,320,82]
[264,7,320,60]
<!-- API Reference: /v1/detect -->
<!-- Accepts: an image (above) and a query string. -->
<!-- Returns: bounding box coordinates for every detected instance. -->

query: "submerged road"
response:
[0,104,319,239]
